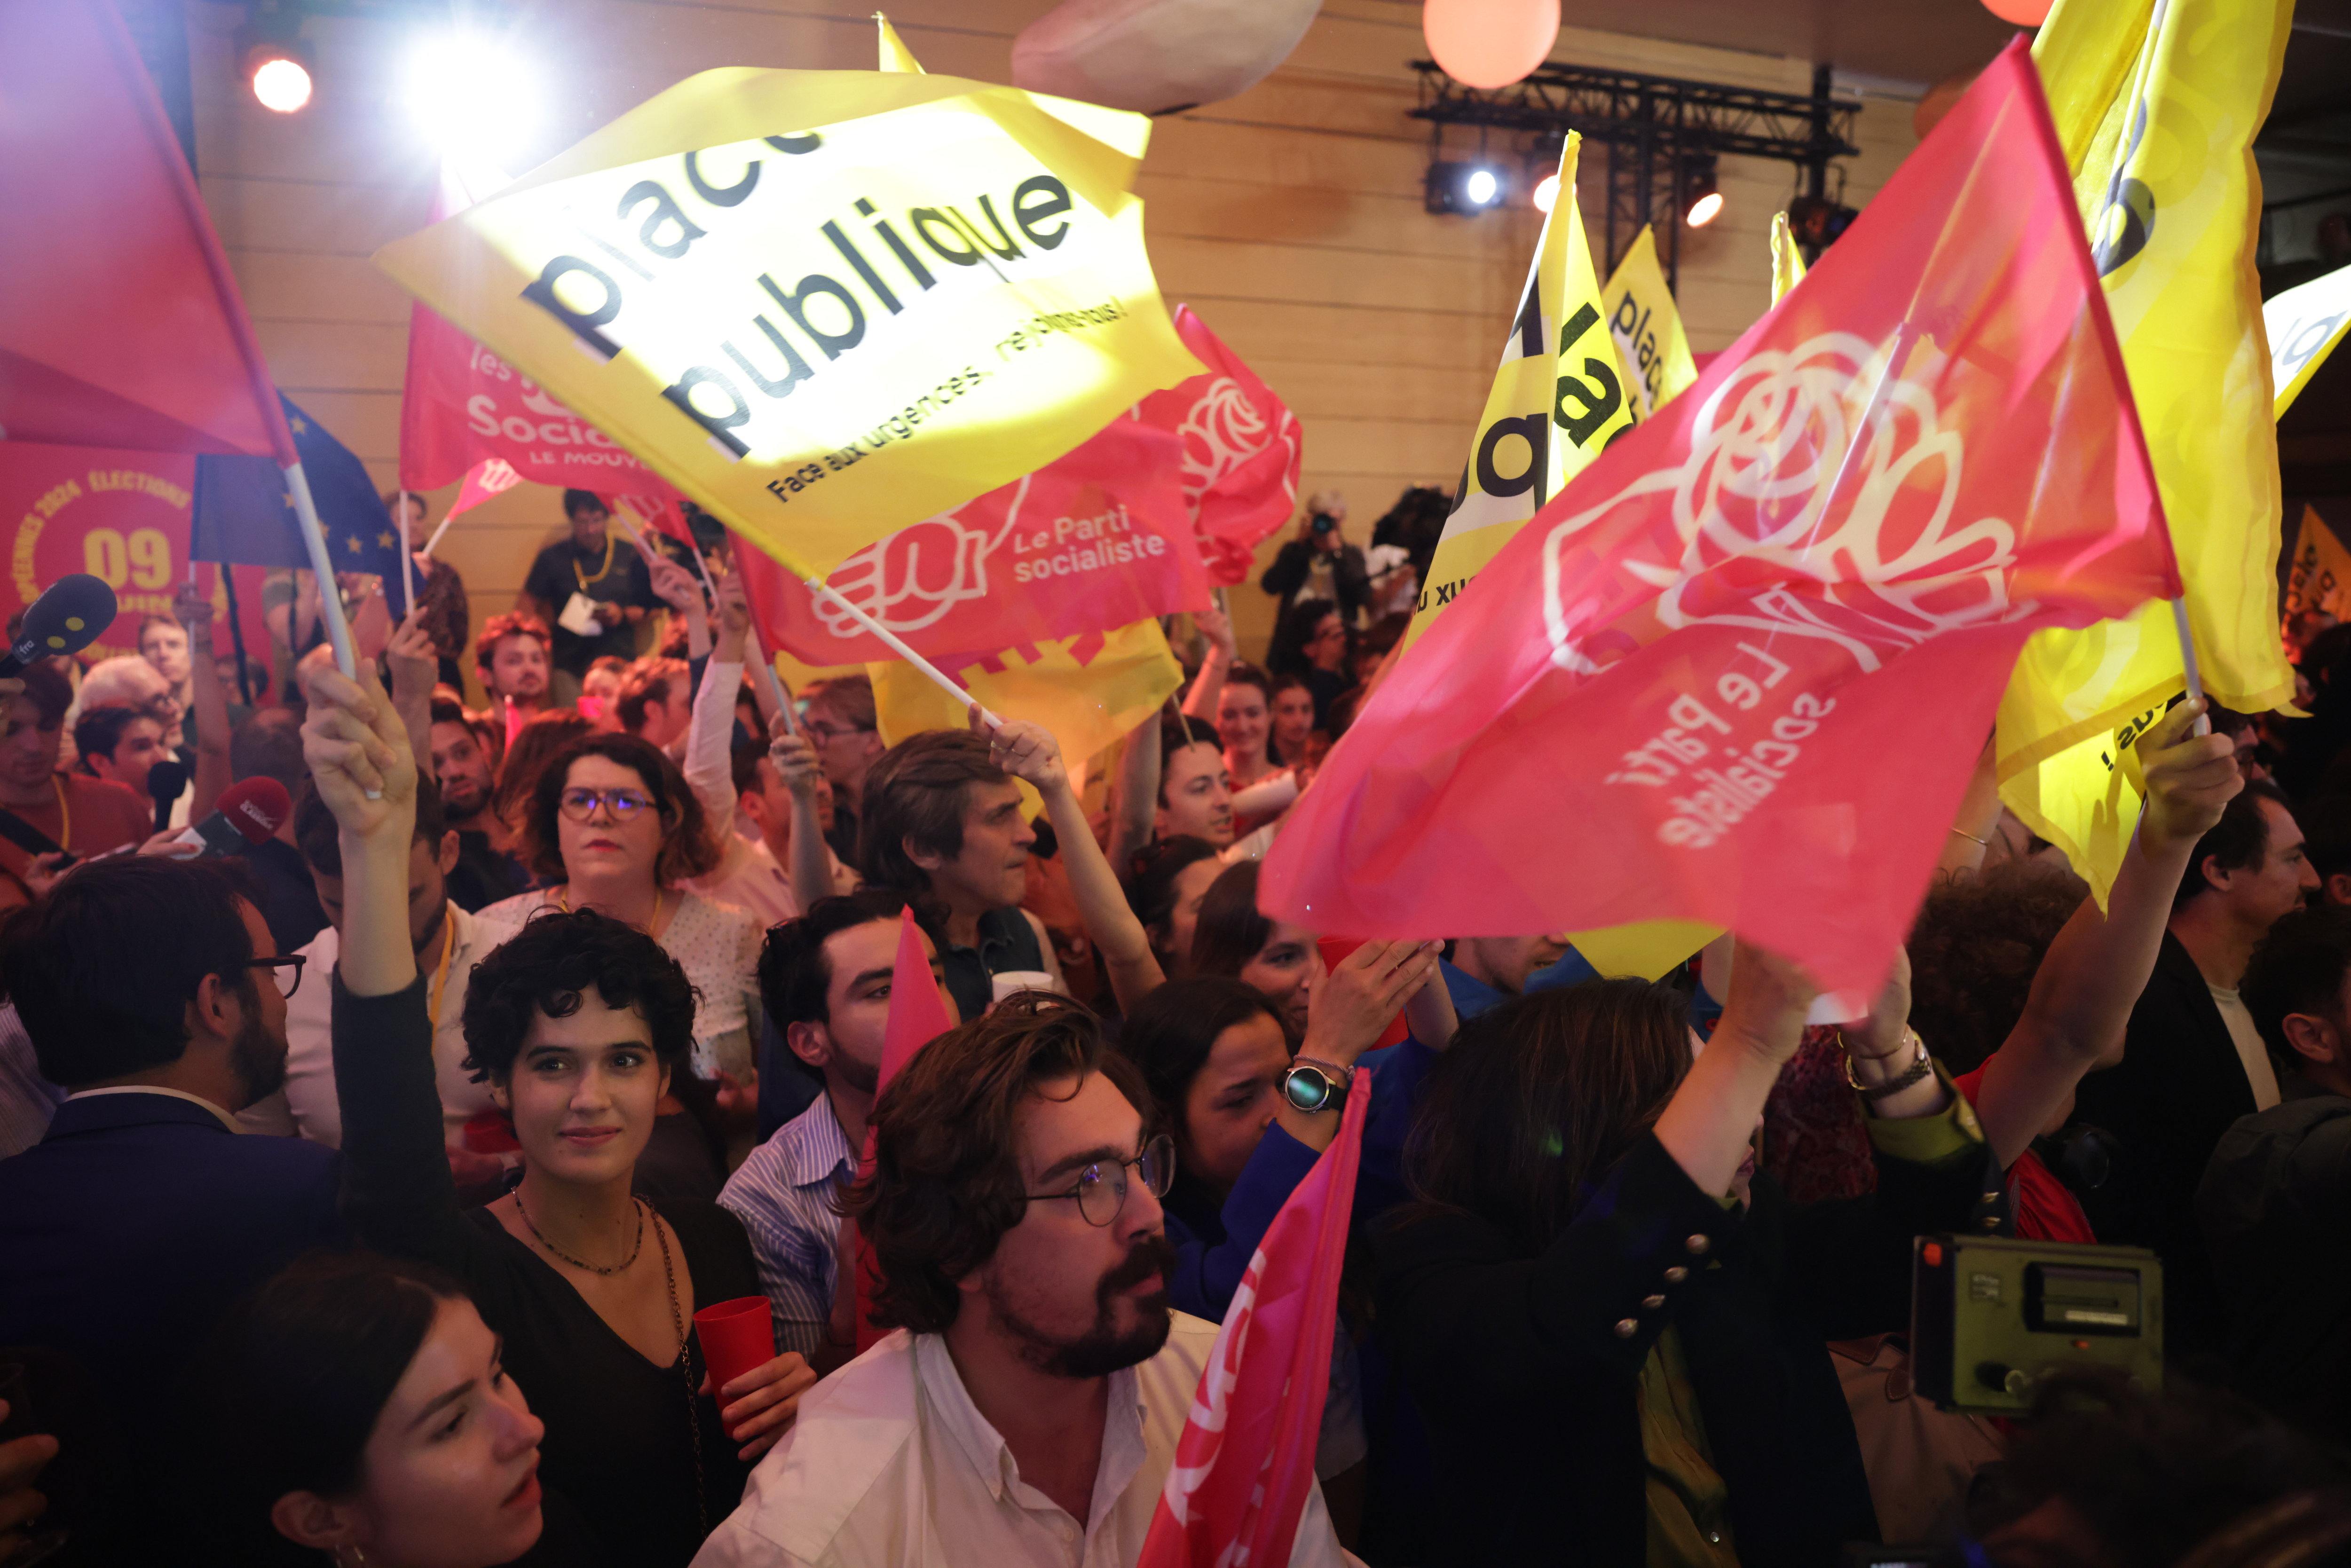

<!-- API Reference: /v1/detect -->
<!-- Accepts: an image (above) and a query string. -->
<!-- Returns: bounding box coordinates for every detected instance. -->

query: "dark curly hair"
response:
[521,732,720,886]
[1906,857,2089,1077]
[840,992,1151,1333]
[459,906,699,1084]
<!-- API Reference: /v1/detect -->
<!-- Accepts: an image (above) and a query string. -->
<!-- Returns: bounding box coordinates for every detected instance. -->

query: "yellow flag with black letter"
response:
[2266,262,2351,416]
[372,60,1200,582]
[1995,0,2295,903]
[1599,227,1697,419]
[1404,134,1634,650]
[2286,505,2351,622]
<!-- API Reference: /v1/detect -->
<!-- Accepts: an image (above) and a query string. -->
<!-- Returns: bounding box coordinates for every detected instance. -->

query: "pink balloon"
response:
[1424,0,1561,90]
[1982,0,2051,24]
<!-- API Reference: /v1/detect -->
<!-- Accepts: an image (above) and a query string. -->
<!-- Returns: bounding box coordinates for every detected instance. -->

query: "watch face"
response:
[1282,1064,1334,1113]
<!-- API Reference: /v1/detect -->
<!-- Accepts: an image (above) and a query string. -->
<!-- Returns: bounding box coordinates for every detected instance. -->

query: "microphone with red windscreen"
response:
[173,777,294,857]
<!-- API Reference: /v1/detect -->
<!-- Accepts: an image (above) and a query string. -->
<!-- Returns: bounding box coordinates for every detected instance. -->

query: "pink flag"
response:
[1137,307,1303,586]
[1139,1067,1368,1568]
[397,158,678,500]
[1260,42,2177,1010]
[737,414,1212,667]
[854,906,958,1352]
[0,0,293,463]
[438,458,524,528]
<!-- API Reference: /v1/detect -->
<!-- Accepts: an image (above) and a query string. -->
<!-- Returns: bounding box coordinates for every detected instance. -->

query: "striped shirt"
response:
[718,1092,855,1360]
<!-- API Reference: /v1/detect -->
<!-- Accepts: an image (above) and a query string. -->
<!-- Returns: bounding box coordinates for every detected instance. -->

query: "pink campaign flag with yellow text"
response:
[1259,41,2177,1011]
[1138,1064,1367,1568]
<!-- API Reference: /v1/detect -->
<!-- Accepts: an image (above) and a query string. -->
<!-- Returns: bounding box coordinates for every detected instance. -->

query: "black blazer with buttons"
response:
[1374,1129,1990,1567]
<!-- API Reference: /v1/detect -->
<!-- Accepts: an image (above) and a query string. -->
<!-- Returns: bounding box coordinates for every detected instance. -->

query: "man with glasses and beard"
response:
[0,857,345,1452]
[693,993,1349,1568]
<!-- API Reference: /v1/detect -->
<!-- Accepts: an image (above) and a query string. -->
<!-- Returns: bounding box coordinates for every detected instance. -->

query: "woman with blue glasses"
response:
[475,733,764,1194]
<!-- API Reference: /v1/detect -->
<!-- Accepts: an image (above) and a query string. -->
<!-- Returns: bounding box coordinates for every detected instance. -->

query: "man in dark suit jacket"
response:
[0,856,345,1432]
[2076,780,2317,1355]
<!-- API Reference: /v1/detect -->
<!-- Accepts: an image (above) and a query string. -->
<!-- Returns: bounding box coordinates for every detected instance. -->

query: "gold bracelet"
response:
[1840,1027,1933,1098]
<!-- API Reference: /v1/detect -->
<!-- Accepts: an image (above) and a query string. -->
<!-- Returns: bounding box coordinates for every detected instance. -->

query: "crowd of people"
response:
[3,484,2351,1568]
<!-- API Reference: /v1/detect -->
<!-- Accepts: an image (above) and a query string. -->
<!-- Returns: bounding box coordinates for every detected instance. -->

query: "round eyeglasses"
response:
[558,787,654,823]
[1025,1133,1176,1228]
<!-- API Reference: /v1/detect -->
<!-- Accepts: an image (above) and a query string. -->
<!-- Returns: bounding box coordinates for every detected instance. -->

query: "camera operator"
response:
[1260,490,1368,629]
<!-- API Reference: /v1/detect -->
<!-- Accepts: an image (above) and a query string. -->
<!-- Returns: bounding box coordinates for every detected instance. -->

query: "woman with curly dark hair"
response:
[302,662,817,1567]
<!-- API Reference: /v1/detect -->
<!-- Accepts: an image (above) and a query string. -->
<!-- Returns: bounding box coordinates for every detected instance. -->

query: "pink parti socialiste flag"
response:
[399,156,678,502]
[740,413,1213,667]
[1137,1065,1368,1568]
[1137,306,1303,587]
[1259,41,2178,1010]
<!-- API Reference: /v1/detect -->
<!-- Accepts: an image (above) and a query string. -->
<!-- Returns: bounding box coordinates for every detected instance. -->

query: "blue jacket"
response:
[0,1092,345,1422]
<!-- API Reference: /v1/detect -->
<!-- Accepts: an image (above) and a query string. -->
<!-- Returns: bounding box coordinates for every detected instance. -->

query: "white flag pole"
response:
[717,537,797,734]
[801,574,1000,728]
[397,489,417,613]
[2170,597,2212,736]
[285,460,357,678]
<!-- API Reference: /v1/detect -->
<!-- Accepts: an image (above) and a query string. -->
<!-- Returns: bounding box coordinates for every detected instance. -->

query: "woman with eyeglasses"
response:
[476,735,761,1087]
[300,662,817,1568]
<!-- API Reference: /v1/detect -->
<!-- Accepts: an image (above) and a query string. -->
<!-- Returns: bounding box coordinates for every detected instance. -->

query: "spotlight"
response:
[1788,193,1861,250]
[1683,153,1721,228]
[237,7,313,114]
[1531,173,1560,213]
[400,27,540,164]
[1425,160,1507,216]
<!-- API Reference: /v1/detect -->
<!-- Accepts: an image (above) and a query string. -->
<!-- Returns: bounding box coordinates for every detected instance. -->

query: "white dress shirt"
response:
[237,902,498,1146]
[691,1316,1350,1568]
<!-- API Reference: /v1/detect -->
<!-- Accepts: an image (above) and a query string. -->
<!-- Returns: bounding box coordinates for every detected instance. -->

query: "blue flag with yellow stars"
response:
[192,393,408,617]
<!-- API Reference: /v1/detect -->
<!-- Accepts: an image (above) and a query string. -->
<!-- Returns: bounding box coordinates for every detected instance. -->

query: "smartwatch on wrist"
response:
[1280,1056,1356,1114]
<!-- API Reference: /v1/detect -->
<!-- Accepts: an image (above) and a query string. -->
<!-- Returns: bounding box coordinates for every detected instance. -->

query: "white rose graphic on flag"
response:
[1543,330,2026,677]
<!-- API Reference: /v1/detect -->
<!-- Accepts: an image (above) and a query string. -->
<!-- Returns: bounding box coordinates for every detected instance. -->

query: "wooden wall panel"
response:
[180,0,1921,669]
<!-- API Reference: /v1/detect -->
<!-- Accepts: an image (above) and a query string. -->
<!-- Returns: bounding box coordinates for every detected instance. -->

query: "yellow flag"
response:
[1599,227,1698,419]
[1996,0,2294,903]
[1405,134,1634,648]
[2266,262,2351,416]
[2286,505,2351,622]
[876,13,925,73]
[871,618,1181,766]
[1768,211,1807,305]
[373,66,1201,584]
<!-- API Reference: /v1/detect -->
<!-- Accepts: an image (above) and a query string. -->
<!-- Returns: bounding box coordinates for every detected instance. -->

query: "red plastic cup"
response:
[694,1296,774,1413]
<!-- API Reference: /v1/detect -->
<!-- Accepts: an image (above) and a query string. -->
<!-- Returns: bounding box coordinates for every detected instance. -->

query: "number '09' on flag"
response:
[1260,41,2180,1013]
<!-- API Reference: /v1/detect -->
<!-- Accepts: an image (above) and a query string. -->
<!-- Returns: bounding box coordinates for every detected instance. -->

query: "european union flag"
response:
[192,393,408,617]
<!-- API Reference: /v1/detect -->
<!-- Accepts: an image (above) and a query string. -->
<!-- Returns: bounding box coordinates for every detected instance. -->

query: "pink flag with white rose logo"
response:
[1137,305,1302,587]
[1259,41,2178,1010]
[737,411,1212,666]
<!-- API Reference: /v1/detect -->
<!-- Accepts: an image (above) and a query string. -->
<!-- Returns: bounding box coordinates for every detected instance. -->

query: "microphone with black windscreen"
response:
[1,575,119,678]
[146,758,189,836]
[173,777,293,857]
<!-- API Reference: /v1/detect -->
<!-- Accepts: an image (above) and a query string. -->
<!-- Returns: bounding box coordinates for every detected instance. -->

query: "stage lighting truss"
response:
[1410,58,1862,291]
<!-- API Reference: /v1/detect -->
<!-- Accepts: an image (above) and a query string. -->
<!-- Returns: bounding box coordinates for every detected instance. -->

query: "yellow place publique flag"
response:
[1404,133,1635,650]
[1768,210,1807,306]
[372,45,1201,586]
[1995,0,2295,903]
[2286,505,2351,622]
[1599,226,1698,419]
